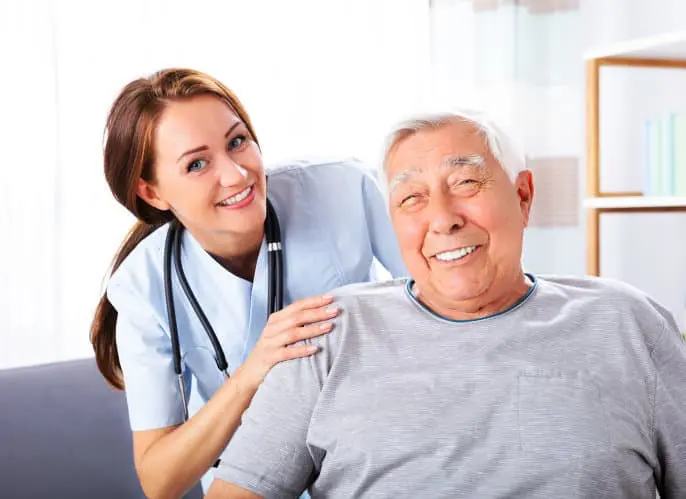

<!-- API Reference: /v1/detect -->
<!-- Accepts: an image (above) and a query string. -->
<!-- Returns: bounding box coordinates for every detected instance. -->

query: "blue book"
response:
[661,113,675,196]
[650,118,662,196]
[644,120,651,195]
[674,112,686,196]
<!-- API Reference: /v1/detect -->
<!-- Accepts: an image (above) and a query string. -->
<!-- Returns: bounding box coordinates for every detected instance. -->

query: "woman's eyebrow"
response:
[176,122,242,163]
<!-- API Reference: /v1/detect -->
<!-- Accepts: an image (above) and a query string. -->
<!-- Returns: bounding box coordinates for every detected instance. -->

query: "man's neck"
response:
[413,272,533,322]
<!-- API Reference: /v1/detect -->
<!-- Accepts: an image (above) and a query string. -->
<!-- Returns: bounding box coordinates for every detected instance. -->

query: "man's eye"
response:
[400,194,420,207]
[228,135,247,150]
[187,159,207,173]
[451,178,480,190]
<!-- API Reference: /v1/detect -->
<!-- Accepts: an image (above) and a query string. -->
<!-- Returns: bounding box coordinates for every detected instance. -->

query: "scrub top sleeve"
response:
[361,170,408,278]
[651,319,686,498]
[108,275,187,431]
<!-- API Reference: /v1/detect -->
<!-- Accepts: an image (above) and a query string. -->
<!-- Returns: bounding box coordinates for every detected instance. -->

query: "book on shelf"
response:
[644,112,686,197]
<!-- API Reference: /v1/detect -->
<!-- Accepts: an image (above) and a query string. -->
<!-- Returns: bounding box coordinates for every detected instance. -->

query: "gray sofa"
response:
[0,358,203,498]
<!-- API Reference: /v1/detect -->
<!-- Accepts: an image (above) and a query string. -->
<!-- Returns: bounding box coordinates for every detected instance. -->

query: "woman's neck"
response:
[191,226,264,282]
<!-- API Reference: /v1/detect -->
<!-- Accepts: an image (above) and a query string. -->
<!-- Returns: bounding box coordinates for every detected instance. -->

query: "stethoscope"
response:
[163,198,283,423]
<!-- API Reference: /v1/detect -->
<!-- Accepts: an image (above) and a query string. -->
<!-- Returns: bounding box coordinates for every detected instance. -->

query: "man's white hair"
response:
[381,109,526,184]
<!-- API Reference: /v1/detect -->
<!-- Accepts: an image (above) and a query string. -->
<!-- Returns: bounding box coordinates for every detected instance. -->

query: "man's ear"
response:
[515,170,534,227]
[136,179,170,211]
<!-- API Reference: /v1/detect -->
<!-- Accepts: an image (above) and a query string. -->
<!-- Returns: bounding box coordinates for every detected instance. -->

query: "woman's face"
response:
[138,94,267,247]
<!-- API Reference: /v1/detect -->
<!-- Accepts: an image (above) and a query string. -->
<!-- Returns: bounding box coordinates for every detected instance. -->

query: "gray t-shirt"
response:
[215,275,686,498]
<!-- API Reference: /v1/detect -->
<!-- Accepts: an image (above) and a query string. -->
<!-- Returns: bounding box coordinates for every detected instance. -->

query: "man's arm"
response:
[652,319,686,498]
[204,327,334,499]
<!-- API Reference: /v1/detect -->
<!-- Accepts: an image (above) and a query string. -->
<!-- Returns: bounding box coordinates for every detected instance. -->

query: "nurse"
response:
[90,68,406,498]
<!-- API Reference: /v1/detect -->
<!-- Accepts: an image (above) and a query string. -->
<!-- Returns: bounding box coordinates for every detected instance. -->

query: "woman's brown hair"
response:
[91,68,259,389]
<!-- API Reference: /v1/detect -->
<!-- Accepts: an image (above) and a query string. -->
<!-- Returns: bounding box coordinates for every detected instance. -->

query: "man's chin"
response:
[434,275,490,300]
[415,280,490,310]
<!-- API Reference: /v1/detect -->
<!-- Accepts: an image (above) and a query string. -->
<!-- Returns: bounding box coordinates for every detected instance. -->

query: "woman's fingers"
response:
[272,322,334,347]
[283,305,339,331]
[263,300,338,338]
[239,299,339,390]
[268,294,334,323]
[276,344,320,361]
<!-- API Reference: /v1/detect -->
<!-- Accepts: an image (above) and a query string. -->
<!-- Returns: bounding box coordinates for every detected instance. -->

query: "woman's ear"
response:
[136,179,170,211]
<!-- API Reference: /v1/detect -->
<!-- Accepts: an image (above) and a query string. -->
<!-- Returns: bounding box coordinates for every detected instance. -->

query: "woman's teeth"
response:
[435,245,478,262]
[218,186,252,206]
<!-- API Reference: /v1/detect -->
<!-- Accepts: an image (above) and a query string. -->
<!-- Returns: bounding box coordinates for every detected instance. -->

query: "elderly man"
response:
[207,111,686,498]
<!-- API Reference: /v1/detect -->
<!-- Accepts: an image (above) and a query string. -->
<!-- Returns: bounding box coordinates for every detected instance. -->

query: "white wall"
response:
[581,0,686,48]
[581,0,686,329]
[0,0,432,369]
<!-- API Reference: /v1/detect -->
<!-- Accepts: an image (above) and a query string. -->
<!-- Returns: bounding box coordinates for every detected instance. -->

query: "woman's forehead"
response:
[154,96,241,160]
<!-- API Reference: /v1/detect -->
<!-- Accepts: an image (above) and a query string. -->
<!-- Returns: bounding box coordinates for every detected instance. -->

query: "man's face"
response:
[385,121,534,315]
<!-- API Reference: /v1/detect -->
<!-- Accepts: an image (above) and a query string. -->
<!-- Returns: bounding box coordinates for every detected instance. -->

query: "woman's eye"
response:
[228,134,247,150]
[187,159,207,173]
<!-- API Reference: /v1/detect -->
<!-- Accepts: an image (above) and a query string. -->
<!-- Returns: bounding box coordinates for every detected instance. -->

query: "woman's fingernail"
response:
[326,306,339,314]
[308,345,319,353]
[322,295,334,301]
[319,322,333,331]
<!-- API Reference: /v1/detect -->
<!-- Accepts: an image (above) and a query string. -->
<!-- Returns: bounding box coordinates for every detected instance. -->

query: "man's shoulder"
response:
[539,274,656,305]
[537,274,677,346]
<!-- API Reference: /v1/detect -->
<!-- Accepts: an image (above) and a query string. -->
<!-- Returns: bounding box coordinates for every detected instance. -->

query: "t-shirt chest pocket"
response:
[517,369,611,458]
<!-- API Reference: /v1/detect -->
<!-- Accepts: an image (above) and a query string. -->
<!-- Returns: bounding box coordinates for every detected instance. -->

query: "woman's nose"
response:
[217,158,249,187]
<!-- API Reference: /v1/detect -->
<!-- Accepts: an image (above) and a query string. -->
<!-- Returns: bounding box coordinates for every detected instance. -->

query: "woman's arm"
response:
[128,295,339,499]
[132,375,255,499]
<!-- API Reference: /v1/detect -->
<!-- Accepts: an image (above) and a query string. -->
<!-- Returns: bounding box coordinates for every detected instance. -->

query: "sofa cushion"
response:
[0,358,202,498]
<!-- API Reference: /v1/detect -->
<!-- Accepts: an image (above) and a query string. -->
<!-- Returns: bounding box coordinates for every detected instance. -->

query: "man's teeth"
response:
[218,186,251,206]
[435,245,478,262]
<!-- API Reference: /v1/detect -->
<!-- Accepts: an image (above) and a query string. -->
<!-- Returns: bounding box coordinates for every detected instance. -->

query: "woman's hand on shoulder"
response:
[234,295,338,392]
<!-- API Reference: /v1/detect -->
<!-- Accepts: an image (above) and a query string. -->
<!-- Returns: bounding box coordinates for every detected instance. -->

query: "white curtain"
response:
[0,0,432,369]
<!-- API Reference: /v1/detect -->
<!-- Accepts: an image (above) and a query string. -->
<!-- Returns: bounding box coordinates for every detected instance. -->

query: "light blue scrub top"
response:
[107,158,407,490]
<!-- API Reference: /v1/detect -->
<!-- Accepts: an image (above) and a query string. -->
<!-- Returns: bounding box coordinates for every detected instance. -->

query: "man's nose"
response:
[217,157,249,187]
[427,192,464,234]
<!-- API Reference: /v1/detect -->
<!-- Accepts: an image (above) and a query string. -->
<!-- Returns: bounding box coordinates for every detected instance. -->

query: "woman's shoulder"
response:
[267,156,375,184]
[106,223,171,305]
[266,156,379,197]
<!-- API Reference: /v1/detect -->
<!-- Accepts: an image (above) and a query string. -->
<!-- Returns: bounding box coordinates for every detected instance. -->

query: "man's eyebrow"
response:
[442,154,485,169]
[387,155,486,193]
[388,167,422,194]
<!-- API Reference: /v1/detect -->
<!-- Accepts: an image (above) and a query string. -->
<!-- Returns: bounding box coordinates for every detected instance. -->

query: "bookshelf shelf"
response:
[583,196,686,211]
[584,31,686,63]
[585,32,686,276]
